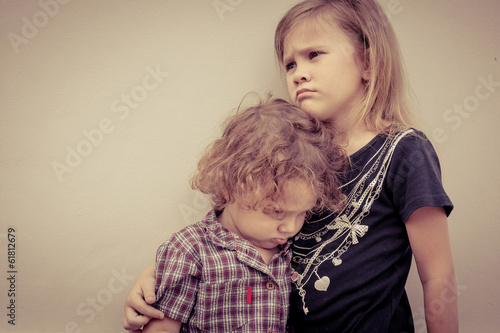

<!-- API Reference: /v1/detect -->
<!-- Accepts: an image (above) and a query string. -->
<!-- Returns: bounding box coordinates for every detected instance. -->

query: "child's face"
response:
[282,19,368,126]
[220,179,316,251]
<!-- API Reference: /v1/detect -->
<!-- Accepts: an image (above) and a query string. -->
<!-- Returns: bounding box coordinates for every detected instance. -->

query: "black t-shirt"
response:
[288,129,453,333]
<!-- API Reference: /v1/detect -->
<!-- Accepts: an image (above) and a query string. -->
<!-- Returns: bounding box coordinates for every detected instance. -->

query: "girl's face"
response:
[282,19,368,128]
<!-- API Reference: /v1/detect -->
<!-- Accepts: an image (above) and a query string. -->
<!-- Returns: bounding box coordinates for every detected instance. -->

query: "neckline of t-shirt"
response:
[348,132,386,160]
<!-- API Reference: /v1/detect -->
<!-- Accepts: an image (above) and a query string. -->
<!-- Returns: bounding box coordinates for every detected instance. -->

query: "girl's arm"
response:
[406,206,459,333]
[123,264,164,332]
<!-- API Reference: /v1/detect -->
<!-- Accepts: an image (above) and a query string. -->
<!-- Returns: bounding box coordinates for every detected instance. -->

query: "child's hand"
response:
[123,265,164,331]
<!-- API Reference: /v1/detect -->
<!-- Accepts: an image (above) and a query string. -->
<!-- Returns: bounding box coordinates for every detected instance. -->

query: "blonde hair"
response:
[275,0,418,133]
[191,97,345,213]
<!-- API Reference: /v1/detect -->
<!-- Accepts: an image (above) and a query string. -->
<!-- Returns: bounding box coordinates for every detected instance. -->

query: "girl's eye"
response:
[309,51,322,59]
[285,61,296,71]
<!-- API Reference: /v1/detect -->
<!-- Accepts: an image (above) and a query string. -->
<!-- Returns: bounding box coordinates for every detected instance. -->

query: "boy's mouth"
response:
[273,238,289,245]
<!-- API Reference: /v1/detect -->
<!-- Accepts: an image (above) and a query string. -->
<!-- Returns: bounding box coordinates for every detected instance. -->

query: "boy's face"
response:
[282,19,368,127]
[219,179,316,251]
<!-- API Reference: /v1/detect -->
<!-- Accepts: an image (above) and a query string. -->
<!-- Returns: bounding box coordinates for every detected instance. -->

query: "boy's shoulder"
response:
[166,209,236,251]
[155,213,214,263]
[168,211,216,243]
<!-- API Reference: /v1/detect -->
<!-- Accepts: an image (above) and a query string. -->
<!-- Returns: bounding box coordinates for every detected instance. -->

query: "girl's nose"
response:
[293,65,311,85]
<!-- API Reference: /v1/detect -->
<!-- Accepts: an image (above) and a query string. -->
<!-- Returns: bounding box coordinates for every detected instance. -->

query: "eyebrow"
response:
[283,44,329,64]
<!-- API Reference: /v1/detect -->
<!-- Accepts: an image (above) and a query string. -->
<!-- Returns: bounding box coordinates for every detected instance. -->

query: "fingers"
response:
[123,307,151,331]
[123,264,163,331]
[143,306,164,320]
[127,292,164,319]
[143,284,157,305]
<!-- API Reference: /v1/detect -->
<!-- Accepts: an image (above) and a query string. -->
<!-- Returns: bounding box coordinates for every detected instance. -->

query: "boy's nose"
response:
[278,217,298,234]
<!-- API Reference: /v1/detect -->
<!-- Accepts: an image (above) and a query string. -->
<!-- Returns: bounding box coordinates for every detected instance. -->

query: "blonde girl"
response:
[124,1,458,332]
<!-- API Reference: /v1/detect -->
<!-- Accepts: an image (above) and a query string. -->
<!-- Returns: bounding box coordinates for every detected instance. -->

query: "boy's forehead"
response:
[269,179,317,210]
[282,179,316,201]
[237,179,317,210]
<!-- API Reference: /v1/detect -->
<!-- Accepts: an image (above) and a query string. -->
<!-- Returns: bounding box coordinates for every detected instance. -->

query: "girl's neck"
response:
[334,118,385,156]
[346,130,377,155]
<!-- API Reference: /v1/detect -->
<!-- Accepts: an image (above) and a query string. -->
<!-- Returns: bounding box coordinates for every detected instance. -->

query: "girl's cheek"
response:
[286,80,294,99]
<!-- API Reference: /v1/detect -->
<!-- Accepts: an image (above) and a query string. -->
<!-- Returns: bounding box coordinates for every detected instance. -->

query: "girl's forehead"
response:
[284,17,341,46]
[282,18,348,56]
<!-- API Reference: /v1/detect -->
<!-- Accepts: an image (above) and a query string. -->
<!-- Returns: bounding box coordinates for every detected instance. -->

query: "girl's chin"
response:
[298,102,324,117]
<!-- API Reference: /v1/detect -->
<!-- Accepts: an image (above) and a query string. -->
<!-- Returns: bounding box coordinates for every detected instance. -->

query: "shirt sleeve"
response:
[387,130,453,223]
[153,227,202,323]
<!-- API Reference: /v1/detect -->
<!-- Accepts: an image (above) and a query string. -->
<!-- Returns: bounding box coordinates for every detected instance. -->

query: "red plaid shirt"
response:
[154,209,291,332]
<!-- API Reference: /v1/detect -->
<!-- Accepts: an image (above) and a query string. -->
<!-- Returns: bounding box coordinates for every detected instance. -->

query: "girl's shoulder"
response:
[386,127,437,156]
[384,127,445,180]
[384,125,425,140]
[351,126,440,169]
[349,126,423,160]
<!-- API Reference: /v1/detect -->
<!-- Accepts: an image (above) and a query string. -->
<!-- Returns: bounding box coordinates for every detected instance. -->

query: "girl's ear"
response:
[360,47,370,84]
[362,48,370,81]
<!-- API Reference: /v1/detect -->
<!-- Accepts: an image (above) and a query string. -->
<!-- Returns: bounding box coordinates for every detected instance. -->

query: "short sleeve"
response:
[387,130,453,223]
[153,228,203,322]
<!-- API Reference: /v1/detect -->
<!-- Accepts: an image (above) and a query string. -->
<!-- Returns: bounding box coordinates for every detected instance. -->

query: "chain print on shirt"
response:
[290,129,413,315]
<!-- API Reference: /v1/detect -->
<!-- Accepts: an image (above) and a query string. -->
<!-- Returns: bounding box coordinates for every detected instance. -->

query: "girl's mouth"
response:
[296,89,314,101]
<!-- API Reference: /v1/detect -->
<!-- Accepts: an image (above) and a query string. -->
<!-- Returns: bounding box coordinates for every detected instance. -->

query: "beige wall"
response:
[0,0,498,332]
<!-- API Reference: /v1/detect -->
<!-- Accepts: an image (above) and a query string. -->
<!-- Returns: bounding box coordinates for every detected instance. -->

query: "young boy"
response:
[142,98,345,333]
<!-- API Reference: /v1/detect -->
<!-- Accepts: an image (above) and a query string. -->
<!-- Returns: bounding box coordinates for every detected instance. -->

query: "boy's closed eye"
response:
[262,205,312,222]
[261,205,286,220]
[264,207,286,220]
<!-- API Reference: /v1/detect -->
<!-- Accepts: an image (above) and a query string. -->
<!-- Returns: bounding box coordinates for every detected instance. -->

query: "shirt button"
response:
[266,281,275,290]
[267,329,275,333]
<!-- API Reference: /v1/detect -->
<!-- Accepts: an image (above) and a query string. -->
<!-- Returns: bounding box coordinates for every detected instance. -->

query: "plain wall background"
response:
[0,0,499,332]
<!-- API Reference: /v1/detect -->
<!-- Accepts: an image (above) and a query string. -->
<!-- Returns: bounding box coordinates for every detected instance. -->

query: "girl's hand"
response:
[123,265,164,332]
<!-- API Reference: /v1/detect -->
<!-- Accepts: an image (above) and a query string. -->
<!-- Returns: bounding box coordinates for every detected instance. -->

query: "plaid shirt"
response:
[154,209,291,333]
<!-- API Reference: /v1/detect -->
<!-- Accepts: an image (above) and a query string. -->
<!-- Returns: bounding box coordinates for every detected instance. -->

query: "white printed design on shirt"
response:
[290,129,413,315]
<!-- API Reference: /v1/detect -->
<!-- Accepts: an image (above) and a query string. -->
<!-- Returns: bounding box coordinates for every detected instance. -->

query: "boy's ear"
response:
[223,191,230,203]
[223,190,238,205]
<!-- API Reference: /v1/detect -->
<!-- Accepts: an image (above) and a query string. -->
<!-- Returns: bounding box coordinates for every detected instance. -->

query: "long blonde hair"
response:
[275,0,418,133]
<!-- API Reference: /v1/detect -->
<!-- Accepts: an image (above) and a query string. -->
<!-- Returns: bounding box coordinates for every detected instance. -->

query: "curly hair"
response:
[191,97,345,214]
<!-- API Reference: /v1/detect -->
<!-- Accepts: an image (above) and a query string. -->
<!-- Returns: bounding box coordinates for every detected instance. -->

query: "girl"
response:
[124,1,458,332]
